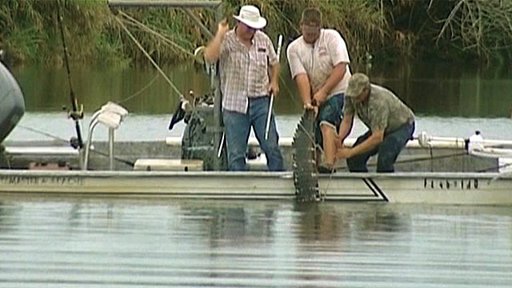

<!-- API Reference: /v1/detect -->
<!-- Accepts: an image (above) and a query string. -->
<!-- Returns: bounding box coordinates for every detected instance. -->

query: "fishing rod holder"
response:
[67,105,84,121]
[83,102,128,171]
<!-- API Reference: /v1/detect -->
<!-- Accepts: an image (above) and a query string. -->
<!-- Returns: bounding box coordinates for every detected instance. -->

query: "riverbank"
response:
[1,0,511,67]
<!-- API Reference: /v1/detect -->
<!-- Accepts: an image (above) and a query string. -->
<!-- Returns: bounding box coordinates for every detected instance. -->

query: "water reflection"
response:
[294,202,345,243]
[0,198,511,287]
[179,202,276,247]
[11,61,512,117]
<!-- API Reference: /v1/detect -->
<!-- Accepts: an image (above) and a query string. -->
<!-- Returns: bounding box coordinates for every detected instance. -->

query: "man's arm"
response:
[344,98,390,158]
[336,113,384,158]
[269,62,280,96]
[313,30,350,104]
[287,45,313,107]
[204,19,229,64]
[347,129,384,157]
[294,74,313,107]
[313,62,347,105]
[338,112,354,144]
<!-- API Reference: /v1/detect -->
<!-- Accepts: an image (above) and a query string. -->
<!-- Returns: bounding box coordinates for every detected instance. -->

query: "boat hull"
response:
[0,170,510,205]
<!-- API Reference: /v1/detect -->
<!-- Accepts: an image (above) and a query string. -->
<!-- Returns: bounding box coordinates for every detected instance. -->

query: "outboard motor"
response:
[0,61,25,143]
[168,91,227,171]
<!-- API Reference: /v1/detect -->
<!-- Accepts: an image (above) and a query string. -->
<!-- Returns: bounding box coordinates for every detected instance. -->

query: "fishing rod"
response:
[56,0,84,149]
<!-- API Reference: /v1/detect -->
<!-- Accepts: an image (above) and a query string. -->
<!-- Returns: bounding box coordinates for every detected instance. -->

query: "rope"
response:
[17,125,135,167]
[118,10,195,59]
[117,73,160,105]
[18,125,69,144]
[114,10,218,147]
[477,161,512,172]
[333,151,469,171]
[113,14,183,98]
[490,170,512,182]
[297,117,323,153]
[295,111,336,200]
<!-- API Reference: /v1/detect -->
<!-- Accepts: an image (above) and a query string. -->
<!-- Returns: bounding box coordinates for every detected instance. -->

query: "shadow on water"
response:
[293,202,409,243]
[11,60,512,118]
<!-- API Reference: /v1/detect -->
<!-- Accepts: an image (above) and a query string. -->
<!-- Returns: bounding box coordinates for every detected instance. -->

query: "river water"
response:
[0,198,512,288]
[2,63,512,287]
[0,197,511,287]
[5,62,512,142]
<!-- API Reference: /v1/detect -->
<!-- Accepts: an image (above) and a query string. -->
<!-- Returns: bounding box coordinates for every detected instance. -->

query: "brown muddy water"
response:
[0,197,511,287]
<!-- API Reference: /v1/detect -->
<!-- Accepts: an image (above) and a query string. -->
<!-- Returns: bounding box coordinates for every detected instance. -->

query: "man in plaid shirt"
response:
[204,5,284,171]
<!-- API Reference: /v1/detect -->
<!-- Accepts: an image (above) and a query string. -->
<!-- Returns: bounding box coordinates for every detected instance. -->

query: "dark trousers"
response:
[347,122,415,172]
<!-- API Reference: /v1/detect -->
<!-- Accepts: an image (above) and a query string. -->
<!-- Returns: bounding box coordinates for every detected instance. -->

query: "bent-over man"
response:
[336,73,415,172]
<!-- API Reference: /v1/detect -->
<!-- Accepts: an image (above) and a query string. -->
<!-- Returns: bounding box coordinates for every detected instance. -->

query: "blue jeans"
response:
[347,121,415,172]
[316,93,344,147]
[223,97,284,171]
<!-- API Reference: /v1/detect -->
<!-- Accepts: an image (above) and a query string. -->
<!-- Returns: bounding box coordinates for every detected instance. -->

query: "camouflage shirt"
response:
[343,84,415,133]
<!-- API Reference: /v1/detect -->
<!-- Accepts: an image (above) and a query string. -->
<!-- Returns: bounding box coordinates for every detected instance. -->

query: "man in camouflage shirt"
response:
[336,73,415,172]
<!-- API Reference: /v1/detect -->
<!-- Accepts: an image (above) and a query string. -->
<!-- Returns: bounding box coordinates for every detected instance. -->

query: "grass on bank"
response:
[0,0,511,67]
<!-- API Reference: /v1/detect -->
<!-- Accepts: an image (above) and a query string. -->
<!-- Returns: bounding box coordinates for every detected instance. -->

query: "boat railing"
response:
[83,102,128,171]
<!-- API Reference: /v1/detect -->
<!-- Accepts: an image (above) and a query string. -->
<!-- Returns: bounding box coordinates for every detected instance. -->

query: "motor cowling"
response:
[181,103,227,171]
[0,61,25,144]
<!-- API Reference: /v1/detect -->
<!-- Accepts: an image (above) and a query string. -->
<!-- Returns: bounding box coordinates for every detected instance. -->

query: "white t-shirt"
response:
[287,29,351,97]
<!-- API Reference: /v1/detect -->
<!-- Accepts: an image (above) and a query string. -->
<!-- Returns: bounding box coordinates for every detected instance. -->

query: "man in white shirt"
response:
[287,7,351,173]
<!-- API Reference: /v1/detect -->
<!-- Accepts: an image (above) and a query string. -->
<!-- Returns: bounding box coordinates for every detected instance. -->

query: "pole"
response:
[212,3,224,170]
[57,0,84,149]
[265,35,283,140]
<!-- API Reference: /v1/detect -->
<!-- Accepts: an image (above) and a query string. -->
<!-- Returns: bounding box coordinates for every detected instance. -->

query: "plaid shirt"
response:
[219,30,278,113]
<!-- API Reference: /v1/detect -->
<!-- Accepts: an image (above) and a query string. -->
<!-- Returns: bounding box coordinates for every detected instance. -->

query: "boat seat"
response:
[2,146,80,169]
[133,159,203,171]
[4,146,79,157]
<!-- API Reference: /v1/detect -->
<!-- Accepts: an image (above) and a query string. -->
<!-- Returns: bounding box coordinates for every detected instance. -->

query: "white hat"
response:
[233,5,267,29]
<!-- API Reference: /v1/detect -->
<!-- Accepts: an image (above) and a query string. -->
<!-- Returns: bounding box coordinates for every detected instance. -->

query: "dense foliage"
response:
[1,0,511,67]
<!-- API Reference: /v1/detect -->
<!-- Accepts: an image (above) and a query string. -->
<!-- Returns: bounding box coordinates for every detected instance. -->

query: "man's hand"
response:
[312,89,328,106]
[268,80,279,97]
[204,19,229,63]
[217,19,230,36]
[303,102,318,116]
